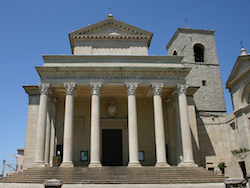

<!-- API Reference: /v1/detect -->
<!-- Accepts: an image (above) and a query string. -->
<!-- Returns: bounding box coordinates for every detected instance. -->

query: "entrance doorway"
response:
[102,129,123,166]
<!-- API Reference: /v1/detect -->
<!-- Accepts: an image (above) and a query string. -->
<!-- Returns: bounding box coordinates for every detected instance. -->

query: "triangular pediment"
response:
[68,16,153,54]
[226,55,250,88]
[69,17,152,37]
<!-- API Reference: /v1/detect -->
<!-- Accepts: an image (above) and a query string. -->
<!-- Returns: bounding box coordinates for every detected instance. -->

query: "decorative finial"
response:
[240,40,247,55]
[107,8,113,18]
[184,18,189,29]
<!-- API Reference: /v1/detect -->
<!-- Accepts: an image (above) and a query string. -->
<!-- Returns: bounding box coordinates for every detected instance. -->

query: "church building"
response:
[23,14,242,175]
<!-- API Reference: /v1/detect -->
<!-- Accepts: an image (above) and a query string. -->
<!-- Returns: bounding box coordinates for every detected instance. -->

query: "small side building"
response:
[224,48,250,178]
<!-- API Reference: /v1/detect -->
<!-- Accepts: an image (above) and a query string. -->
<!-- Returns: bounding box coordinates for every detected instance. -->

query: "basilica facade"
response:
[23,14,244,174]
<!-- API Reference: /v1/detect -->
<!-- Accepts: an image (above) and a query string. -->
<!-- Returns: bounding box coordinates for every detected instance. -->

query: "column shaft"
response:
[34,83,50,166]
[61,83,76,167]
[44,101,51,166]
[126,83,141,167]
[177,84,197,167]
[89,84,102,167]
[49,99,57,166]
[152,83,169,167]
[171,93,183,165]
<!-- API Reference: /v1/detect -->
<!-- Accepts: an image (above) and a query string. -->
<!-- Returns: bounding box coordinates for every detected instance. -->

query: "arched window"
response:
[194,44,204,62]
[173,51,177,55]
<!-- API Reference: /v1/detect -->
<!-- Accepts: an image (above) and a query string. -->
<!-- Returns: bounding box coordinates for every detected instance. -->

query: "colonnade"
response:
[34,82,197,167]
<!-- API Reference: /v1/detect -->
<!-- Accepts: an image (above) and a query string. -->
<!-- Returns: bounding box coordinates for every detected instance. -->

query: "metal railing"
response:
[2,162,32,177]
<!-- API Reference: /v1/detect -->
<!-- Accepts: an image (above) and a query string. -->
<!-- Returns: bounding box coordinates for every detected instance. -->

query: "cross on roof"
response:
[108,8,112,14]
[240,40,244,48]
[183,18,189,29]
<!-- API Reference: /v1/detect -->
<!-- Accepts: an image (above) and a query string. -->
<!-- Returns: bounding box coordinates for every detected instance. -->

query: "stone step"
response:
[13,171,221,175]
[4,176,223,180]
[0,166,227,184]
[0,173,225,177]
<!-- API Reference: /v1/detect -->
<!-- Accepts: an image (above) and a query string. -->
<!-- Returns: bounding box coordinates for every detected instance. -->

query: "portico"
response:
[23,15,199,168]
[30,72,197,168]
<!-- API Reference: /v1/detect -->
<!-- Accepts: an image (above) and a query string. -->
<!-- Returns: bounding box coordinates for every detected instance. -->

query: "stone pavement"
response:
[0,183,227,188]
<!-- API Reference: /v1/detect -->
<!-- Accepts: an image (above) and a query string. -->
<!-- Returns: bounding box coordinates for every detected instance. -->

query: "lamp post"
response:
[2,159,6,177]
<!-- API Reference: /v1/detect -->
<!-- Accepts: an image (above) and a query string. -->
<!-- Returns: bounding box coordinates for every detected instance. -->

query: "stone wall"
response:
[223,107,250,178]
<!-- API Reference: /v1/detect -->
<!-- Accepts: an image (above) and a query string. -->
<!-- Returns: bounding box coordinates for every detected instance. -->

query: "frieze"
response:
[42,75,183,80]
[38,69,189,75]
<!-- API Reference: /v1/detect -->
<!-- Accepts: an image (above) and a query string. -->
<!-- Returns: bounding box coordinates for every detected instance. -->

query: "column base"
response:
[60,161,74,167]
[128,161,142,167]
[178,161,198,167]
[88,161,102,167]
[155,161,170,167]
[45,163,50,167]
[34,160,45,167]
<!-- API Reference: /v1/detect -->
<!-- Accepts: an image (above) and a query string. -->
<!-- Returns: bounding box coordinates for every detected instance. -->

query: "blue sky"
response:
[0,0,249,171]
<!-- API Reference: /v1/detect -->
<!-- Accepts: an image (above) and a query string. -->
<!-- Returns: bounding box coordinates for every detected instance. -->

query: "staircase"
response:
[0,166,226,184]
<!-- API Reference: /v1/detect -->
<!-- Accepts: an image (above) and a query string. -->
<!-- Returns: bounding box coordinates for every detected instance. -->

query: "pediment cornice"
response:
[69,18,152,37]
[69,17,153,51]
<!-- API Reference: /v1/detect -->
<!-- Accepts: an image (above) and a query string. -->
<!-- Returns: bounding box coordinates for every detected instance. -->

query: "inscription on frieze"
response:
[42,75,182,80]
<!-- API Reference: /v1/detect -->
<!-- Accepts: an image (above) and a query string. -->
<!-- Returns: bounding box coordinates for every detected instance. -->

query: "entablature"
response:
[36,66,189,86]
[42,55,184,66]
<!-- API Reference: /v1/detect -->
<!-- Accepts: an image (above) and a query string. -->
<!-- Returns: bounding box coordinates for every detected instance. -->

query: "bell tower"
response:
[166,28,226,114]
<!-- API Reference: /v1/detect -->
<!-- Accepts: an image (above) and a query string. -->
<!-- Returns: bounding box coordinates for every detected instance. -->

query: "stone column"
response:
[151,83,170,167]
[50,98,58,166]
[177,84,197,167]
[126,83,141,167]
[89,83,102,167]
[61,83,76,167]
[171,92,183,165]
[34,83,50,166]
[44,97,52,166]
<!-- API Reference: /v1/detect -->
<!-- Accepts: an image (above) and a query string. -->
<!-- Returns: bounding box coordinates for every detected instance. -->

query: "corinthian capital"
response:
[90,83,102,95]
[64,83,76,95]
[125,83,138,95]
[151,83,164,95]
[171,91,178,102]
[38,83,50,95]
[177,84,188,95]
[165,98,172,108]
[52,97,58,108]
